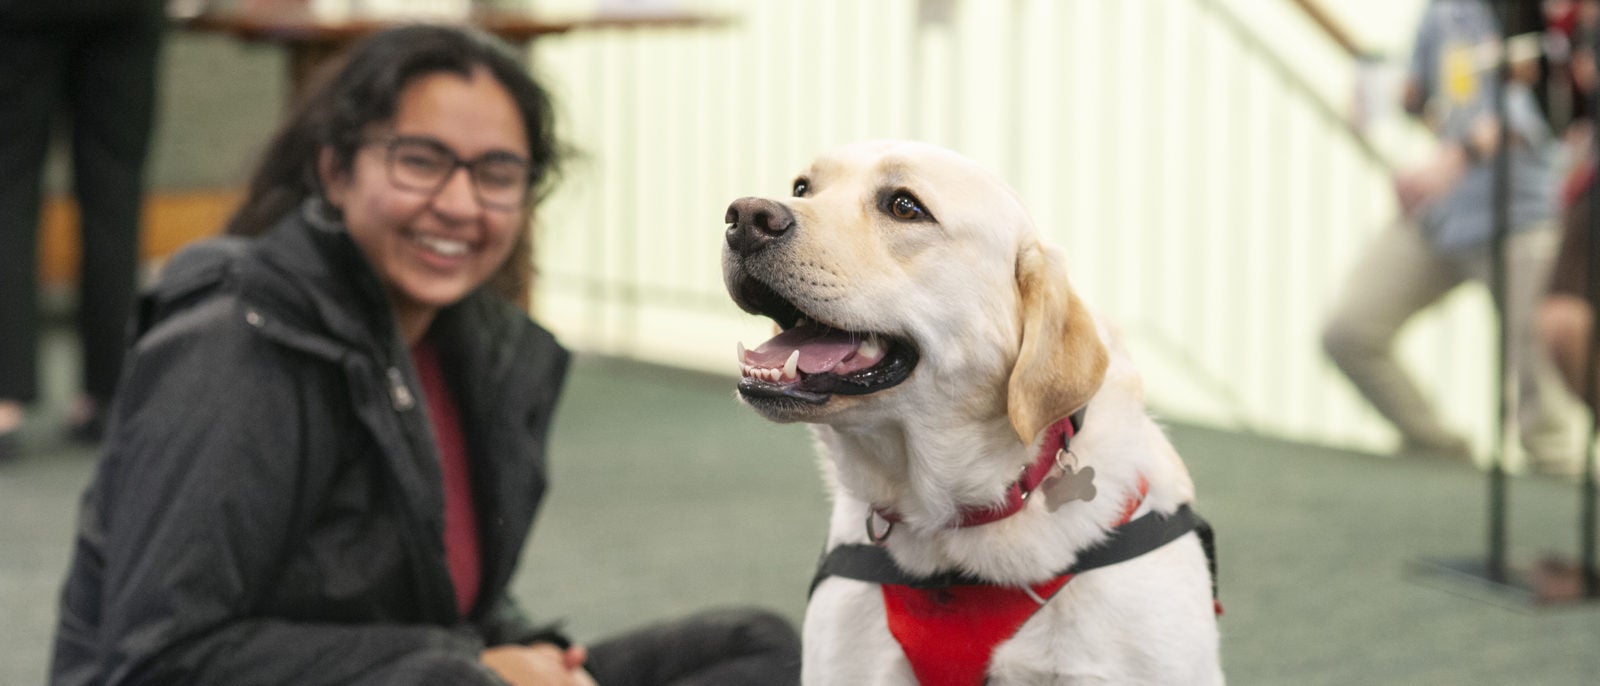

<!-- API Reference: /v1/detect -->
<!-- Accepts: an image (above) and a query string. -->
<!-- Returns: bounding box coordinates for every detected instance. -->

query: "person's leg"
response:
[584,608,800,686]
[66,13,162,419]
[1496,224,1585,471]
[0,24,67,449]
[1322,221,1470,455]
[1538,293,1594,401]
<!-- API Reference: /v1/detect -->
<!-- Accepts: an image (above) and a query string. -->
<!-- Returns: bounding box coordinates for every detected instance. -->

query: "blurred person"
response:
[0,0,166,461]
[1323,0,1582,469]
[1541,174,1600,409]
[48,24,798,686]
[1540,8,1600,414]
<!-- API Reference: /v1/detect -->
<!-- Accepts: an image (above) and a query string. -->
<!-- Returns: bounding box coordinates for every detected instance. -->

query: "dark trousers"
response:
[585,608,801,686]
[0,11,162,403]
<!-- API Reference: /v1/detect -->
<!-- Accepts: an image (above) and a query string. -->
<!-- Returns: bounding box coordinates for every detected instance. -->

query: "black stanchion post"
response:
[1412,0,1531,602]
[1583,44,1600,598]
[1486,0,1513,586]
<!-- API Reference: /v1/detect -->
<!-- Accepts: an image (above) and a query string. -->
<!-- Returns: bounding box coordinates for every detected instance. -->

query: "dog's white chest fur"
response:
[803,404,1222,685]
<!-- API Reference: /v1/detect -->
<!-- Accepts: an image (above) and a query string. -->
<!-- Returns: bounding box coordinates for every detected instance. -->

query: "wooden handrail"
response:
[1287,0,1375,60]
[1197,0,1393,169]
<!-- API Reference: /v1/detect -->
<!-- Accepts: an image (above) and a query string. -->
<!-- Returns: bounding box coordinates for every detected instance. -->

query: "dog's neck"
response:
[813,365,1190,585]
[869,409,1084,532]
[815,406,1029,529]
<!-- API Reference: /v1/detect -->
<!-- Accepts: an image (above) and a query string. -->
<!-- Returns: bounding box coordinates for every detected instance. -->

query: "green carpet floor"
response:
[4,352,1599,685]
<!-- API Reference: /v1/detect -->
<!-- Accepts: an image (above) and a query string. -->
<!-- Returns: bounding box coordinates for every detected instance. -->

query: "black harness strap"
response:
[811,504,1216,597]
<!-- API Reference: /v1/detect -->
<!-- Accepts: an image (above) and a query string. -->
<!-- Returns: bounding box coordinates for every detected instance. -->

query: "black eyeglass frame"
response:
[365,134,534,211]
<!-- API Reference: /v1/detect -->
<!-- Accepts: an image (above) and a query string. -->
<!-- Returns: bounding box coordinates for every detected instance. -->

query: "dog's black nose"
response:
[725,197,795,257]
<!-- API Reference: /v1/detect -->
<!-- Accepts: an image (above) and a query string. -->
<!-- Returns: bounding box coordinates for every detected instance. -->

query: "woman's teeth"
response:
[414,234,469,257]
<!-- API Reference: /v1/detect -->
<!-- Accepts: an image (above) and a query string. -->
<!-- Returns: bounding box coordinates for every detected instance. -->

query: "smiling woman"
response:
[49,23,799,686]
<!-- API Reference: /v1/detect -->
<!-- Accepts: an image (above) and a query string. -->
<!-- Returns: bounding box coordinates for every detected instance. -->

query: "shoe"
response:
[65,395,106,444]
[0,399,21,463]
[1530,455,1586,478]
[66,409,106,443]
[1521,418,1587,478]
[1398,433,1474,463]
[1528,443,1591,478]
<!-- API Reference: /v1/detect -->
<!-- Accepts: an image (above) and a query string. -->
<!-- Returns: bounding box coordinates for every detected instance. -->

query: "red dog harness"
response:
[880,483,1149,686]
[810,414,1218,686]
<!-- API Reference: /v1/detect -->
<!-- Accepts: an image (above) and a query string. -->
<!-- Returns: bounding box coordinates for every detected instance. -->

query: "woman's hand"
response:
[481,643,598,686]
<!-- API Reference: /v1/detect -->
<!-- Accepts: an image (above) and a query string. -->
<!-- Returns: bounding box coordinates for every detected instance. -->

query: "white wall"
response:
[526,0,1547,464]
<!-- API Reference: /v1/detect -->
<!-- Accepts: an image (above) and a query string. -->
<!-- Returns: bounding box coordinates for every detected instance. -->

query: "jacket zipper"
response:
[387,366,416,411]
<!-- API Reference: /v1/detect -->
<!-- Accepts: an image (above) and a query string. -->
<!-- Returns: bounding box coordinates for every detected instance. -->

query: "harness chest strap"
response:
[811,498,1218,686]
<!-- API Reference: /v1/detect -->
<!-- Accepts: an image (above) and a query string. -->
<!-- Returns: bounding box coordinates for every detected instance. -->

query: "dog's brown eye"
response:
[792,178,810,197]
[889,192,927,221]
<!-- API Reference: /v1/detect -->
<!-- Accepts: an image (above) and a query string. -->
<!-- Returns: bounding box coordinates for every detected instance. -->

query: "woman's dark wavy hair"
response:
[225,24,564,302]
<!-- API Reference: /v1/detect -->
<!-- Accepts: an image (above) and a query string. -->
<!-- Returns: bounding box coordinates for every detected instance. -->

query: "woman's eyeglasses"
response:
[370,135,532,211]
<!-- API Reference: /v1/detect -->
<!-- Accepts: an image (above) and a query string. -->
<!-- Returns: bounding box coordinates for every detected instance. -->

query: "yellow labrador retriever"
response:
[722,140,1223,685]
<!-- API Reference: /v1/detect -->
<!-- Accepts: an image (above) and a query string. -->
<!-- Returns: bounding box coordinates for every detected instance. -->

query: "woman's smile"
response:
[406,228,477,269]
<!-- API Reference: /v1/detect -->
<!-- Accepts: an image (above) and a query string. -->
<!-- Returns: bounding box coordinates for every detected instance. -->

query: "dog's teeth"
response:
[737,342,747,362]
[858,336,883,360]
[783,350,799,379]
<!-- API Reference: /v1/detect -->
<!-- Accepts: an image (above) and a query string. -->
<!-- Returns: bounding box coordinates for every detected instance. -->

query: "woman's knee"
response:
[1536,296,1589,346]
[707,608,799,653]
[1321,315,1383,363]
[1536,295,1594,388]
[1537,297,1588,349]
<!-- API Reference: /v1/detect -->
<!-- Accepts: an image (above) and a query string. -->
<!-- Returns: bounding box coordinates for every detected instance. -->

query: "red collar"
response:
[872,408,1085,534]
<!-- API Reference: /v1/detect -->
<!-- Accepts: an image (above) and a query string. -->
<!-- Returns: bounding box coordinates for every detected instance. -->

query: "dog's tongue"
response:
[742,323,884,375]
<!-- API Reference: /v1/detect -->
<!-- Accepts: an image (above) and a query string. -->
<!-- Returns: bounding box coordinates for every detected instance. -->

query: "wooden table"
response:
[176,3,729,98]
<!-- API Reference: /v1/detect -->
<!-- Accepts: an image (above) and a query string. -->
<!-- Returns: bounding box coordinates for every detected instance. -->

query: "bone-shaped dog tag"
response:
[1041,464,1096,512]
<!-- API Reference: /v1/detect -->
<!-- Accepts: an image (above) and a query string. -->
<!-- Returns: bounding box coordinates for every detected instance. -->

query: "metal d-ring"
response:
[1022,449,1076,505]
[1055,447,1077,473]
[866,510,895,545]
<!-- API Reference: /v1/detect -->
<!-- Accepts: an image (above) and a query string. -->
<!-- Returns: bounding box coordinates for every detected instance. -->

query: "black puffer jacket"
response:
[51,206,571,685]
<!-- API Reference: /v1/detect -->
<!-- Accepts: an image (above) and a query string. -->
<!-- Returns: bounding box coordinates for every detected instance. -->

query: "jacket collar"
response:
[249,201,405,354]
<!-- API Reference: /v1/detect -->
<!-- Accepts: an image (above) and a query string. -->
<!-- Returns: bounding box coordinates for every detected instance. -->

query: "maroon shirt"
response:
[412,338,481,618]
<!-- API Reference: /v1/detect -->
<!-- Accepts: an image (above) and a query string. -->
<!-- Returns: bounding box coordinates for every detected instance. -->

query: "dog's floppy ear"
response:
[1007,242,1109,444]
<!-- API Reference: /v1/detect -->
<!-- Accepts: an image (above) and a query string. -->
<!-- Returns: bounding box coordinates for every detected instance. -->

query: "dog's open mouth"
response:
[733,277,918,404]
